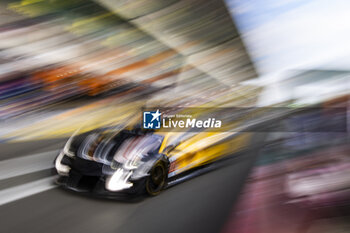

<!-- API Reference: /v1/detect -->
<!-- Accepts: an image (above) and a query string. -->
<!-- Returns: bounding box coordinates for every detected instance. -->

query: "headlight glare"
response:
[63,137,75,157]
[55,151,71,176]
[105,168,133,191]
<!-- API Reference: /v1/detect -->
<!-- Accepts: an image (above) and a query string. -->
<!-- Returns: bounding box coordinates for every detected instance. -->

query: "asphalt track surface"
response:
[0,136,263,233]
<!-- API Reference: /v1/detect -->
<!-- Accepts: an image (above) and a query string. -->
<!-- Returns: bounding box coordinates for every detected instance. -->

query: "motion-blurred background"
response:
[0,0,349,233]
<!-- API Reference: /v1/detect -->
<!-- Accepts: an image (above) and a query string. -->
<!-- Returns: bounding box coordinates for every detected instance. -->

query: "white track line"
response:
[0,176,57,206]
[0,150,59,180]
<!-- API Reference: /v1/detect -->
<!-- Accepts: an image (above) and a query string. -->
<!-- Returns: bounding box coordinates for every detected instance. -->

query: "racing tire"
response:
[145,160,167,196]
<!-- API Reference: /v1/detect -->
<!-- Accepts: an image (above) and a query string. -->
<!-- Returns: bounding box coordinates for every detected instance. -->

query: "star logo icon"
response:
[150,109,161,122]
[143,109,162,129]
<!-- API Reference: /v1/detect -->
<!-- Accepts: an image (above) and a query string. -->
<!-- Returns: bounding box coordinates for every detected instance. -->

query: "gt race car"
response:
[55,125,251,197]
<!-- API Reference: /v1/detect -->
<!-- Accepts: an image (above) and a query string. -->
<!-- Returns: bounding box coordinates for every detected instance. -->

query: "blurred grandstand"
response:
[0,0,258,141]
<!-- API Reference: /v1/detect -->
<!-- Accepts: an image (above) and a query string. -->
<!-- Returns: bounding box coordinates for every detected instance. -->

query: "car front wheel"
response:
[145,160,167,196]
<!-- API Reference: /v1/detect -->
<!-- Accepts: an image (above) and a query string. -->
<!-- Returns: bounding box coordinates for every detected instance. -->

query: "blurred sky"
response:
[226,0,350,74]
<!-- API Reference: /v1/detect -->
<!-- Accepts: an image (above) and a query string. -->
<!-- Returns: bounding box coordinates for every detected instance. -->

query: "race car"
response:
[54,125,251,197]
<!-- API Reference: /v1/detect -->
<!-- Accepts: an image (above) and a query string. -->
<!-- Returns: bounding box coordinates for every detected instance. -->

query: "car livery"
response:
[55,126,251,197]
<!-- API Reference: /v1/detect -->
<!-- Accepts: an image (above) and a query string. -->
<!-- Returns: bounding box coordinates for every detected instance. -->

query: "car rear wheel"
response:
[146,160,167,196]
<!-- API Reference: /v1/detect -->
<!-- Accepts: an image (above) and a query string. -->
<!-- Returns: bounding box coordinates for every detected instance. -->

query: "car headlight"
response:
[105,168,133,191]
[123,158,139,170]
[63,136,75,157]
[55,151,71,176]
